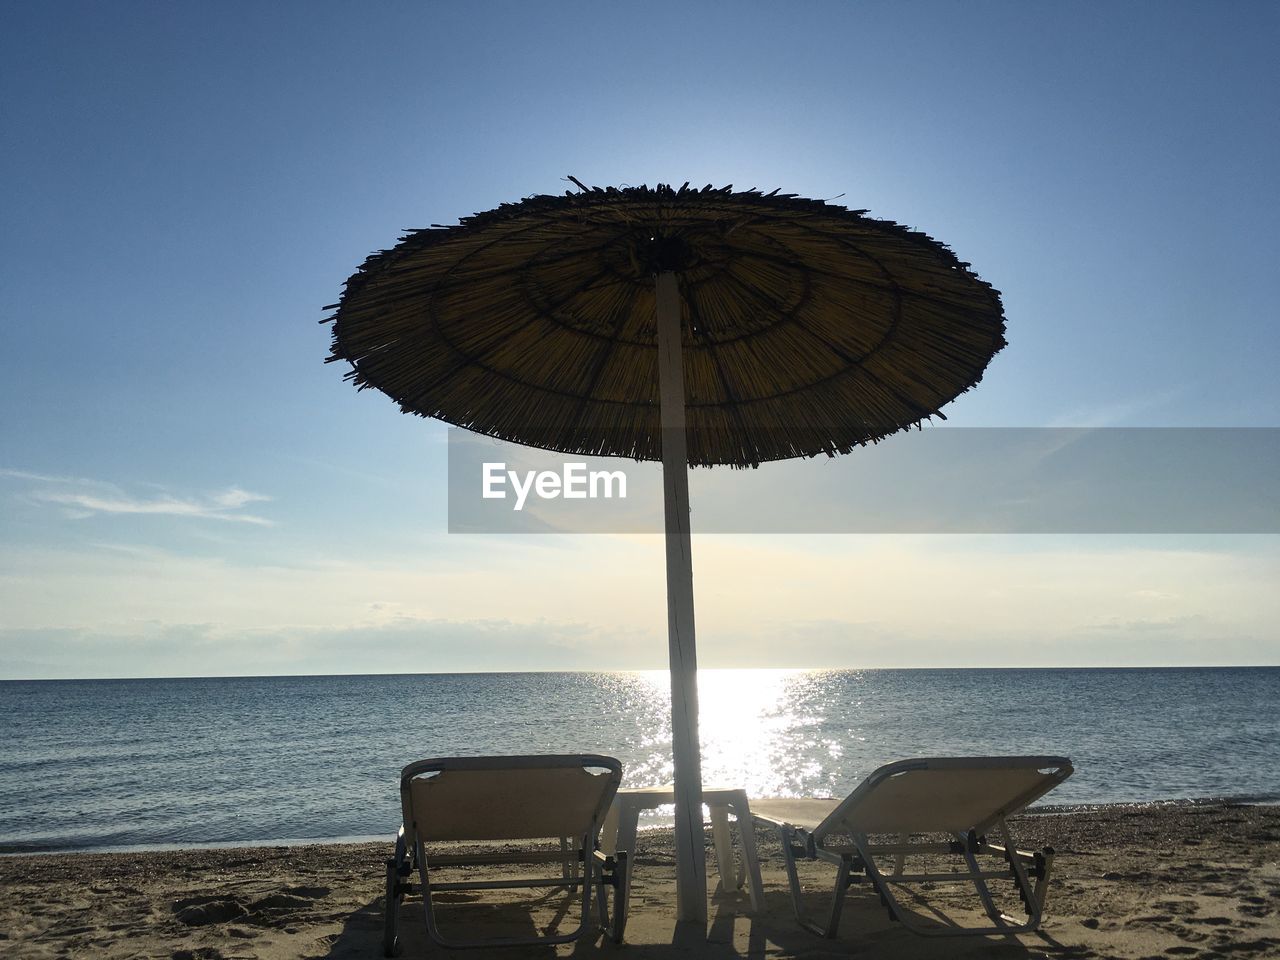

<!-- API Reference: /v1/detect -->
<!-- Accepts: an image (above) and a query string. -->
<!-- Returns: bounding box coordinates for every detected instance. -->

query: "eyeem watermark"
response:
[450,427,1280,533]
[482,462,628,511]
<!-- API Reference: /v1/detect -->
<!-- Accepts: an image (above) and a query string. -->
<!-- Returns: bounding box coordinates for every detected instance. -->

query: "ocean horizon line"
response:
[3,663,1278,683]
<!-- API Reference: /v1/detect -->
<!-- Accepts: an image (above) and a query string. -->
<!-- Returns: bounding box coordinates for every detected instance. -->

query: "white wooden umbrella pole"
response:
[655,271,708,924]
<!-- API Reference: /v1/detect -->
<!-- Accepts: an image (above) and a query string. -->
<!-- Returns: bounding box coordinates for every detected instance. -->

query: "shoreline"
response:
[3,801,1277,958]
[6,795,1278,858]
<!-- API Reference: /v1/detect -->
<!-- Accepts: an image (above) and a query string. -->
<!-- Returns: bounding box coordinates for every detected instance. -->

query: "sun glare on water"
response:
[633,668,827,799]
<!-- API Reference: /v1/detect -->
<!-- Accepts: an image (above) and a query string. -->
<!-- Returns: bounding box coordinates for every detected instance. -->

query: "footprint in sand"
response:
[1150,899,1200,917]
[249,893,317,912]
[1162,924,1208,943]
[282,885,330,899]
[1239,894,1271,917]
[172,896,247,926]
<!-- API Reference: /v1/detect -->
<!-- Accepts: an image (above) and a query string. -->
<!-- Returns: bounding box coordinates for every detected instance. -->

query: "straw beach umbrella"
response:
[325,181,1006,922]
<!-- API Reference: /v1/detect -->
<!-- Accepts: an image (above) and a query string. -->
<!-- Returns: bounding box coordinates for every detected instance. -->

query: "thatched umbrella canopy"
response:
[325,181,1006,924]
[327,182,1005,467]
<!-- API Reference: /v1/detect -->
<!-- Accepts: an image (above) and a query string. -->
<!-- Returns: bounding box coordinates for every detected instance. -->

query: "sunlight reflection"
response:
[630,668,815,799]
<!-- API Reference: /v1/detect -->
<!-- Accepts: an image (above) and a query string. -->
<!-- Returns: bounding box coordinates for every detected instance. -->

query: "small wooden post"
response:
[655,271,707,923]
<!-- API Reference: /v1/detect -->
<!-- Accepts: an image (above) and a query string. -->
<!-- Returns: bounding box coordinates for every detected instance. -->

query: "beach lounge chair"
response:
[383,754,628,954]
[751,756,1073,939]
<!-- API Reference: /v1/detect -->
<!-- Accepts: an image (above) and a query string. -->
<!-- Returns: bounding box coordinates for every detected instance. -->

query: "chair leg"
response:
[383,857,402,957]
[732,798,766,913]
[383,829,411,958]
[957,832,1004,926]
[777,825,807,924]
[611,850,629,943]
[709,803,736,894]
[595,851,608,927]
[576,833,594,941]
[613,799,640,898]
[854,835,909,928]
[995,819,1045,929]
[777,825,839,938]
[1032,847,1055,915]
[822,856,851,938]
[594,848,629,943]
[600,798,620,854]
[559,835,579,883]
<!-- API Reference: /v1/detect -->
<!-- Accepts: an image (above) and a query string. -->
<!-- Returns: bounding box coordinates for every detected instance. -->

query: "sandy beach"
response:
[2,801,1277,959]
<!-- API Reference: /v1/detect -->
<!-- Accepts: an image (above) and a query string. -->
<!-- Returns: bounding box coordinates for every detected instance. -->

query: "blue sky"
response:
[1,1,1276,678]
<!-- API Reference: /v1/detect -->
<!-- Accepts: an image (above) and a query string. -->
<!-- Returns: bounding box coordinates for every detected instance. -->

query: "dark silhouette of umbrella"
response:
[325,181,1006,923]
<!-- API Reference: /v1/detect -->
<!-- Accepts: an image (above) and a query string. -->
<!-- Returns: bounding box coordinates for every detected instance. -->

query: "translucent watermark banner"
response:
[447,427,1280,534]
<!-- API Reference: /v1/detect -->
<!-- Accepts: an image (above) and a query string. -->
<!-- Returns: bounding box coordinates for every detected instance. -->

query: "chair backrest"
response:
[400,755,622,846]
[815,756,1072,840]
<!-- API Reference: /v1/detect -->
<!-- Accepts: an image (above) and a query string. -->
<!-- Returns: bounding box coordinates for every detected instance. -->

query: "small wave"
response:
[1,832,390,857]
[1029,792,1280,814]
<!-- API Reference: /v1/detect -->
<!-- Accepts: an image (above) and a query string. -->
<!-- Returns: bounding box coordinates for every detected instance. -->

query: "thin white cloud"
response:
[33,490,273,525]
[2,468,274,525]
[0,467,98,484]
[210,487,272,510]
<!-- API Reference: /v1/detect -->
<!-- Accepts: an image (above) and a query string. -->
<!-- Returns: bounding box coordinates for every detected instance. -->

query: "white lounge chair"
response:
[751,756,1073,939]
[384,754,628,954]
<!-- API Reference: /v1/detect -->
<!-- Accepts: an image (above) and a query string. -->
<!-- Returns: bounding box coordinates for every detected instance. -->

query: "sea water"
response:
[1,668,1277,852]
